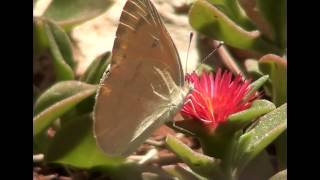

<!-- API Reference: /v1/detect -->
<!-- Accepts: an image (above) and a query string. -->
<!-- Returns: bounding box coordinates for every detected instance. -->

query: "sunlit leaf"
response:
[166,135,224,179]
[33,81,97,137]
[259,54,287,107]
[236,103,287,173]
[44,19,74,80]
[80,51,111,84]
[44,0,114,30]
[257,0,286,49]
[189,0,282,54]
[207,0,254,30]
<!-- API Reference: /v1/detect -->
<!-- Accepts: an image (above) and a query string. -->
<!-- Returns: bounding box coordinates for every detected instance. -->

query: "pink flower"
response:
[181,69,259,129]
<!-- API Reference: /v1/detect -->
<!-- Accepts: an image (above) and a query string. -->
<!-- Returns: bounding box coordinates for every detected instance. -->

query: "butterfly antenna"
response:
[185,32,194,75]
[195,41,224,71]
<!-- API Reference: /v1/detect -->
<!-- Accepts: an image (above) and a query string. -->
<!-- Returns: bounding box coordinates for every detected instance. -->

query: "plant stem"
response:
[198,131,241,180]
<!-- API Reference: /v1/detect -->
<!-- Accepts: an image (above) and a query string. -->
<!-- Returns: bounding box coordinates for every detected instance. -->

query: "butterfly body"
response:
[93,0,190,156]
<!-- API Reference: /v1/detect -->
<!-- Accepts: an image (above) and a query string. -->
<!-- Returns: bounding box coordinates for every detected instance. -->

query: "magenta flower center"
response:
[181,69,258,129]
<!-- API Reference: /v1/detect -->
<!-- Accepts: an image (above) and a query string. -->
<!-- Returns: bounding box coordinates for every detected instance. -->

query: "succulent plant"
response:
[33,0,286,179]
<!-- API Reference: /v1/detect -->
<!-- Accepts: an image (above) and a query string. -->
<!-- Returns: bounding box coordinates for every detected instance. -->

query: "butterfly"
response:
[93,0,191,156]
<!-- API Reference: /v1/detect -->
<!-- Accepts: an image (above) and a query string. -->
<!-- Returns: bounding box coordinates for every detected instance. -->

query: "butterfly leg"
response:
[166,103,195,136]
[153,67,179,95]
[150,66,180,101]
[151,67,194,135]
[150,83,170,101]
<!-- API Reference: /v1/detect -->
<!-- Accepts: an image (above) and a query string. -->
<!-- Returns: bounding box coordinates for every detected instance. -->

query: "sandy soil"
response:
[71,0,199,76]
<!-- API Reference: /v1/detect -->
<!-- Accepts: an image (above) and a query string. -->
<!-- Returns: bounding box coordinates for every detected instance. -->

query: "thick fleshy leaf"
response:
[34,17,49,56]
[73,52,111,114]
[44,19,74,80]
[207,0,254,30]
[246,74,269,99]
[77,52,111,113]
[215,76,273,133]
[162,165,207,180]
[257,0,286,49]
[77,51,111,114]
[44,0,114,30]
[274,131,287,169]
[223,99,275,132]
[244,59,264,80]
[259,54,287,107]
[245,60,273,96]
[189,0,282,54]
[269,169,287,180]
[80,51,111,84]
[165,135,224,179]
[238,0,273,41]
[45,114,123,168]
[46,19,75,68]
[259,54,287,169]
[33,81,97,137]
[235,103,287,173]
[45,114,143,179]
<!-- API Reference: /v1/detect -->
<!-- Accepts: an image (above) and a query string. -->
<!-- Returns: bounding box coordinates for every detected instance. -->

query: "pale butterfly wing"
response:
[93,0,189,156]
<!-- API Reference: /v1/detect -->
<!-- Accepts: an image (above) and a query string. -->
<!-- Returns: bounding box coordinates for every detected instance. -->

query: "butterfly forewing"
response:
[113,0,183,84]
[93,0,186,156]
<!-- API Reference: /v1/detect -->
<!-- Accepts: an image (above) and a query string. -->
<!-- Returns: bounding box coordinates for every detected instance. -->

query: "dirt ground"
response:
[71,0,199,76]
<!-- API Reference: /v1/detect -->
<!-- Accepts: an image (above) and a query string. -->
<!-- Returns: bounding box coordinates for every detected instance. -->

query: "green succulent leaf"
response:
[207,0,254,30]
[269,169,287,180]
[224,100,275,132]
[165,135,224,179]
[44,19,74,80]
[162,165,208,180]
[246,74,269,99]
[45,114,124,169]
[75,52,111,114]
[44,0,114,31]
[259,54,287,107]
[237,0,272,42]
[33,81,97,137]
[245,59,263,79]
[257,0,286,49]
[189,0,282,54]
[245,59,273,96]
[45,114,145,179]
[274,131,287,170]
[235,103,287,173]
[34,17,49,56]
[259,54,287,169]
[80,51,111,84]
[66,52,111,114]
[46,19,75,68]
